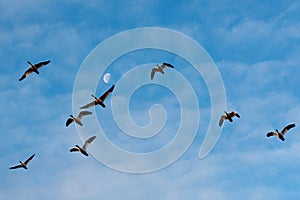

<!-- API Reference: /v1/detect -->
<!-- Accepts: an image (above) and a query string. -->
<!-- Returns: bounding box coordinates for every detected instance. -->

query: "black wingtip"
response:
[163,62,174,68]
[19,75,26,81]
[290,123,296,128]
[108,85,115,92]
[266,132,273,137]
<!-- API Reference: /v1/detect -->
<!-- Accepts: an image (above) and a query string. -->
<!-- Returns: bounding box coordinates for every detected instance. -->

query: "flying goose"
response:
[219,111,240,127]
[80,85,115,109]
[19,60,50,81]
[66,111,92,127]
[151,62,174,80]
[9,154,35,170]
[70,135,96,156]
[266,123,295,141]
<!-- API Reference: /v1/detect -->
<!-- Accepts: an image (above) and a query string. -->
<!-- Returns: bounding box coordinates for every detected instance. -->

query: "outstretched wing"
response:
[99,85,115,101]
[35,60,50,69]
[9,164,22,169]
[24,154,35,165]
[78,111,92,120]
[83,136,96,150]
[229,111,240,118]
[80,101,96,109]
[219,115,226,127]
[162,62,174,68]
[266,132,278,137]
[66,118,74,127]
[234,113,240,118]
[70,148,79,152]
[151,68,159,80]
[281,123,295,135]
[19,68,34,81]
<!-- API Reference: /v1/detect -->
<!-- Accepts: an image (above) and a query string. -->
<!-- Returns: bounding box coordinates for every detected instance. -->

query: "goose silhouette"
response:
[219,111,240,127]
[9,154,35,170]
[266,123,295,141]
[151,62,174,80]
[70,136,96,156]
[80,85,115,109]
[66,111,92,127]
[19,60,50,81]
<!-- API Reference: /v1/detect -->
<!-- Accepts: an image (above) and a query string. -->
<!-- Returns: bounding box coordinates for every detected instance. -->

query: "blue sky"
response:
[1,0,300,199]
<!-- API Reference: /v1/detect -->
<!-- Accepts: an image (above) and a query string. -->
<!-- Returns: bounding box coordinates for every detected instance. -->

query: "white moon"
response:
[103,73,111,83]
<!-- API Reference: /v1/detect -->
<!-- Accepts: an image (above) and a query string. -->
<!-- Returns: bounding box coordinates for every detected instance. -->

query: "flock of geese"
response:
[9,60,296,170]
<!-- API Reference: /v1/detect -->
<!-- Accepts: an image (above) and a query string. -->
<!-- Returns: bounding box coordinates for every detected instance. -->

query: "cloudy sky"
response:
[1,0,300,199]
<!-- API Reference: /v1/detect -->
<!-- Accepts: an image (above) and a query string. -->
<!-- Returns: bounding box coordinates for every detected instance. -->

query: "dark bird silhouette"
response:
[266,123,296,141]
[70,136,96,156]
[151,62,174,80]
[66,111,92,127]
[19,60,50,81]
[80,85,115,109]
[9,154,35,170]
[219,111,240,127]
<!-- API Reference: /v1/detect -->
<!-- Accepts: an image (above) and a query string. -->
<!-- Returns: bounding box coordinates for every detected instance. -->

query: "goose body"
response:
[66,111,92,127]
[9,154,35,170]
[19,60,50,81]
[266,123,295,141]
[151,62,174,80]
[70,136,96,156]
[80,85,115,109]
[219,111,240,127]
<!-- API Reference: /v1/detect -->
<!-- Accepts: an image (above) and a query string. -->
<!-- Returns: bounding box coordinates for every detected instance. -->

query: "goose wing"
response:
[229,111,240,118]
[70,147,79,152]
[219,115,226,127]
[99,85,115,101]
[83,135,96,150]
[281,123,295,135]
[24,154,35,165]
[66,118,74,127]
[151,68,159,80]
[266,132,278,137]
[162,62,174,68]
[77,111,92,120]
[234,112,240,118]
[9,164,22,169]
[35,60,50,69]
[19,68,34,81]
[80,101,96,109]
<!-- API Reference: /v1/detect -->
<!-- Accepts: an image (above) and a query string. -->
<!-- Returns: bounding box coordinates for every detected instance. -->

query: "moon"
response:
[103,73,111,83]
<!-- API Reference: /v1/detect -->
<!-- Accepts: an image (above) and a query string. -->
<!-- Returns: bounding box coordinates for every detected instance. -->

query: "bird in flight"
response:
[80,85,115,109]
[9,154,35,170]
[266,123,296,141]
[19,60,50,81]
[151,62,174,80]
[219,111,240,127]
[66,111,92,127]
[70,136,96,156]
